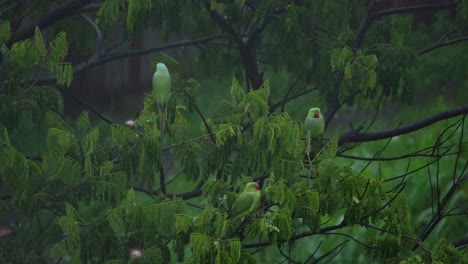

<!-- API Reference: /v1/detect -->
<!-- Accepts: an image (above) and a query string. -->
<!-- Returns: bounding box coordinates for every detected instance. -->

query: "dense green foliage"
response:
[1,0,467,263]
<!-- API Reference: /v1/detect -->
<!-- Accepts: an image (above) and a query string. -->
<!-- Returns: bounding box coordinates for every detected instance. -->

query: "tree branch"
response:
[419,35,468,55]
[313,240,348,264]
[204,0,243,47]
[324,0,376,126]
[338,105,468,146]
[169,180,204,200]
[204,0,264,90]
[6,0,95,47]
[35,35,229,84]
[452,236,468,248]
[194,103,216,144]
[80,13,103,60]
[55,85,113,124]
[339,147,462,161]
[243,221,347,248]
[413,171,467,249]
[270,87,317,112]
[371,2,457,19]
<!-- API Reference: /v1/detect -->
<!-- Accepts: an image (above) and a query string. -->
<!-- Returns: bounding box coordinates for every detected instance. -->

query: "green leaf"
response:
[111,124,135,145]
[142,246,164,263]
[230,77,245,104]
[76,111,89,132]
[34,26,46,58]
[47,128,74,153]
[51,204,80,258]
[107,209,126,238]
[83,127,99,155]
[0,21,10,45]
[228,239,241,263]
[96,0,126,26]
[175,214,192,233]
[330,46,353,72]
[46,111,71,131]
[48,32,68,69]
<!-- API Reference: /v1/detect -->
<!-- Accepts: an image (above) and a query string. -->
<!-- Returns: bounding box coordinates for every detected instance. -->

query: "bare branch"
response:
[338,105,468,146]
[194,103,216,144]
[362,223,432,253]
[55,85,113,124]
[383,157,442,183]
[315,240,348,264]
[321,232,374,249]
[304,240,323,263]
[80,13,104,61]
[362,182,406,220]
[35,35,229,84]
[371,2,457,19]
[419,35,468,55]
[270,87,318,112]
[413,171,467,249]
[339,146,463,161]
[243,221,347,249]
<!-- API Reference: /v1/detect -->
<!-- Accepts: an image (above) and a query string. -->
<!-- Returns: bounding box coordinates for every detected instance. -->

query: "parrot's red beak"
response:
[313,111,320,118]
[256,184,260,190]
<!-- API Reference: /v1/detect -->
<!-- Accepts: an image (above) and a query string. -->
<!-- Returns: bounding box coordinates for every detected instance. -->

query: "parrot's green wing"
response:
[152,63,171,104]
[230,192,256,219]
[304,116,324,139]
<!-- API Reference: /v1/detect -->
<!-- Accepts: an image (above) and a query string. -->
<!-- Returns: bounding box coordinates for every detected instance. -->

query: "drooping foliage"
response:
[0,23,72,129]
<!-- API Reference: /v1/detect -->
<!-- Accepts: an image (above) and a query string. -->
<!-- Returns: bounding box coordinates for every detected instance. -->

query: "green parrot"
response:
[304,107,325,156]
[152,63,171,104]
[229,182,261,220]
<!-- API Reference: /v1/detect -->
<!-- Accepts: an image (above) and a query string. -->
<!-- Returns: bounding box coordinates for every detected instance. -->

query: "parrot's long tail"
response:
[226,217,245,236]
[312,140,321,159]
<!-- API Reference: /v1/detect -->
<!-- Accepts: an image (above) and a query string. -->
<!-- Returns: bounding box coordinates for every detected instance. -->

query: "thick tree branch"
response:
[353,0,376,51]
[204,0,243,47]
[80,13,103,60]
[6,0,95,47]
[169,180,204,200]
[452,236,468,248]
[338,105,468,146]
[204,0,264,90]
[324,0,376,126]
